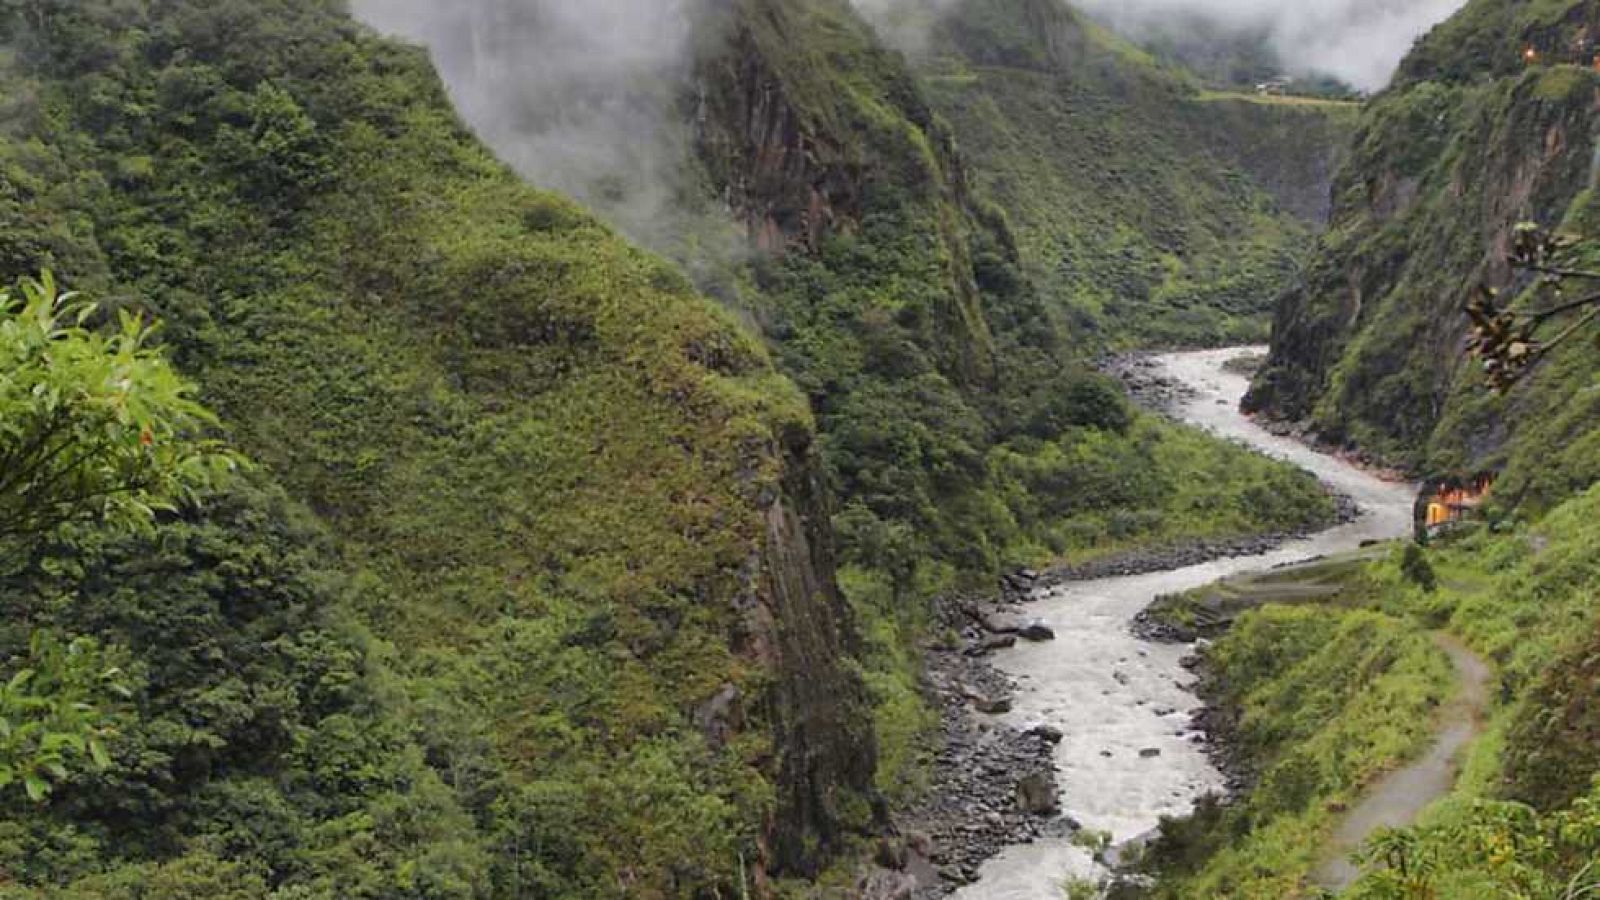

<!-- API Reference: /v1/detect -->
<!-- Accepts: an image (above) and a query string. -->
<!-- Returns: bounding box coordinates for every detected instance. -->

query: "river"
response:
[954,347,1418,898]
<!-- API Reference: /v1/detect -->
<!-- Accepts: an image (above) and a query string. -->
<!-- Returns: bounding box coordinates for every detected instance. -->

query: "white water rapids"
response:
[955,348,1418,898]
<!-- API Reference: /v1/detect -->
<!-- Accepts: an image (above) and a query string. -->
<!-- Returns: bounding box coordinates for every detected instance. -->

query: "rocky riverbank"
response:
[859,574,1068,899]
[1103,353,1200,415]
[862,350,1391,897]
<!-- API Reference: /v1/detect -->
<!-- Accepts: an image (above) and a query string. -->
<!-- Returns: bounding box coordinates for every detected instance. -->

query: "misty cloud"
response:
[849,0,960,55]
[350,0,707,245]
[1073,0,1468,91]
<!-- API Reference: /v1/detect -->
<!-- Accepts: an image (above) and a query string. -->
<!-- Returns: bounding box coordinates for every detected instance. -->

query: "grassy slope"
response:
[1143,486,1600,897]
[0,2,875,895]
[916,0,1354,347]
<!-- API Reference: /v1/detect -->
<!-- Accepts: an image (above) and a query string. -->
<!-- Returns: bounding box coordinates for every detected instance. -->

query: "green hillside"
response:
[1248,0,1600,510]
[0,2,872,894]
[915,0,1356,347]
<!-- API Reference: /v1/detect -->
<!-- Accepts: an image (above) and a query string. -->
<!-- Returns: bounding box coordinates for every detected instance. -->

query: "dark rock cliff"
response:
[691,0,1018,389]
[750,425,878,876]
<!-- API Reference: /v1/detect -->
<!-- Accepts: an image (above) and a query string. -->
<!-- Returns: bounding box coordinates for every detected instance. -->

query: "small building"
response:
[1414,473,1496,543]
[1255,77,1293,97]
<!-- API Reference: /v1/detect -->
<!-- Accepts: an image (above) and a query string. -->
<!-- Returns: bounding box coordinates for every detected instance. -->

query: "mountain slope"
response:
[913,0,1357,346]
[0,1,873,893]
[1247,0,1600,511]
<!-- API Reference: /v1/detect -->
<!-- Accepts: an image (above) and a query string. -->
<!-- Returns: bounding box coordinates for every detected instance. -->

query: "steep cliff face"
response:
[758,427,879,875]
[915,0,1356,346]
[0,0,876,892]
[1248,0,1600,508]
[695,0,1009,388]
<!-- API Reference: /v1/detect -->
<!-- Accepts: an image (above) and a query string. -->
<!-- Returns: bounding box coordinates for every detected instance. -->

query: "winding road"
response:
[954,348,1421,898]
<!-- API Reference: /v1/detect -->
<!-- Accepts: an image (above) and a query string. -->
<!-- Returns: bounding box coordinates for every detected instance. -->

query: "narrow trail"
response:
[1313,633,1493,892]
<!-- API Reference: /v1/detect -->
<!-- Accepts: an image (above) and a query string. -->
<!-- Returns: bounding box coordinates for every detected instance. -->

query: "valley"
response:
[1,0,1598,898]
[951,348,1417,897]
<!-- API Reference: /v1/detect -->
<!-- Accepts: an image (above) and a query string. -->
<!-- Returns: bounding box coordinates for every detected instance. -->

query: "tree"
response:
[0,272,233,542]
[1467,223,1600,391]
[0,272,235,800]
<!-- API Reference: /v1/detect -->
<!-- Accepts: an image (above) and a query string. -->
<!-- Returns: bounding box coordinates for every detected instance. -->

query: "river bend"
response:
[955,347,1417,898]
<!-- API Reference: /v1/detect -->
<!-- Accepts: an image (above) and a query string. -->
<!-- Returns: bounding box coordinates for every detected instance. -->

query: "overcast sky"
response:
[1073,0,1470,91]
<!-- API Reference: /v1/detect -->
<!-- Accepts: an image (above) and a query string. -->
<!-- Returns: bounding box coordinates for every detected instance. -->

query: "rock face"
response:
[1246,0,1600,505]
[693,0,1003,388]
[753,428,879,875]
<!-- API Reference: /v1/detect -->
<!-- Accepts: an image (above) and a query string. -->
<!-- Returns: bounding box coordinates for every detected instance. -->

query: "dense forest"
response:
[3,0,1600,897]
[0,0,1334,896]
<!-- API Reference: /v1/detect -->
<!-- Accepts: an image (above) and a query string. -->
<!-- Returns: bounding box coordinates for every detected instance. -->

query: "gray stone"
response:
[1016,772,1059,815]
[1019,620,1056,641]
[1026,724,1065,744]
[973,696,1013,715]
[981,612,1026,634]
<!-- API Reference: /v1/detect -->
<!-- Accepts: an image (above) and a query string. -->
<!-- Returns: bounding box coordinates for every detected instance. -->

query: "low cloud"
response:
[350,0,705,246]
[1073,0,1468,91]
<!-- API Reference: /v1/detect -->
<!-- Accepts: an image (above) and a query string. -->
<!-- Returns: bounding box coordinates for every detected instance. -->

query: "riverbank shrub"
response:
[1143,485,1600,896]
[1142,607,1453,897]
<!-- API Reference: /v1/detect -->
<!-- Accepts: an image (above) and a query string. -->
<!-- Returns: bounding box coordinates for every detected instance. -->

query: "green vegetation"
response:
[0,1,879,893]
[0,274,232,543]
[1140,551,1377,640]
[0,275,232,803]
[1249,0,1600,505]
[1142,603,1453,897]
[1141,483,1600,897]
[0,0,1350,892]
[913,0,1354,346]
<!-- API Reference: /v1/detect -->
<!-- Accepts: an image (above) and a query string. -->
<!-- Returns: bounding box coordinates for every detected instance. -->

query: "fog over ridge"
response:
[350,0,706,246]
[1063,0,1468,91]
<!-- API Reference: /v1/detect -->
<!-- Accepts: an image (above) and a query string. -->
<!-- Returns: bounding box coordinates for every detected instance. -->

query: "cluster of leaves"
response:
[0,274,233,542]
[0,272,235,807]
[1349,787,1600,899]
[1467,223,1600,391]
[0,632,123,803]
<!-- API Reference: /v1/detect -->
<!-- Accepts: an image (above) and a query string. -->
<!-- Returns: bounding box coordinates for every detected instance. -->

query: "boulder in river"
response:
[1026,724,1064,744]
[973,695,1013,715]
[1015,772,1059,815]
[1019,621,1056,641]
[857,869,916,900]
[965,634,1016,657]
[981,612,1026,634]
